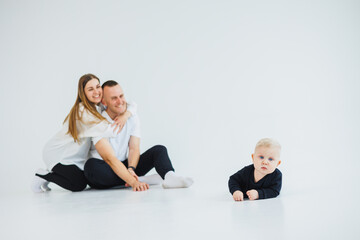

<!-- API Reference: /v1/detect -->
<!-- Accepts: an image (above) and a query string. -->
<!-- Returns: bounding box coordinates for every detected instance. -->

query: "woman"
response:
[32,74,148,192]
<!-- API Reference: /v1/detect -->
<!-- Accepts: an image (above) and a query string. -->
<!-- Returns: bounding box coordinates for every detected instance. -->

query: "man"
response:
[84,80,193,189]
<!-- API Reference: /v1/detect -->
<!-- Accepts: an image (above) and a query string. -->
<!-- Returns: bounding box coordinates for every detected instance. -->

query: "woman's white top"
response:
[42,102,136,171]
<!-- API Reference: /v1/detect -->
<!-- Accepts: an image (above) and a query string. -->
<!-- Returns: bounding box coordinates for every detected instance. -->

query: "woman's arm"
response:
[112,111,131,134]
[94,138,149,191]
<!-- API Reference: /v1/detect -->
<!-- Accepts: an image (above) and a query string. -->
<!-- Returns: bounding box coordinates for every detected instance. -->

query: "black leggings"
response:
[84,145,175,189]
[37,163,88,192]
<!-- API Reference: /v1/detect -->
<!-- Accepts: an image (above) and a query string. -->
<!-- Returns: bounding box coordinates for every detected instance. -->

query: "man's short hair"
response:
[102,80,119,89]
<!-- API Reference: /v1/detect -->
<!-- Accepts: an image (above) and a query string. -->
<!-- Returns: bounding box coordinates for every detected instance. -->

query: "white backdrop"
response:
[0,0,359,194]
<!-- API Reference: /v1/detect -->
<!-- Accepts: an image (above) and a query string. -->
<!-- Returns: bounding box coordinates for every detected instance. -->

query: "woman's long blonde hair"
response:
[64,74,106,142]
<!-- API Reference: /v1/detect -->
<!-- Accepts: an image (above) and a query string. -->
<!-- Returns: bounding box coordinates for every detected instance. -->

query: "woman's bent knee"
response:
[70,183,87,192]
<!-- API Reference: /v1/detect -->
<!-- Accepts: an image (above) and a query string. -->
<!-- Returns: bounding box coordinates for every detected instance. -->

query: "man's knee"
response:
[152,145,167,154]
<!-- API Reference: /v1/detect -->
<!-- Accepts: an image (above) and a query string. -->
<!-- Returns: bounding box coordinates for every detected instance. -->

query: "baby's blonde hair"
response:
[255,138,281,152]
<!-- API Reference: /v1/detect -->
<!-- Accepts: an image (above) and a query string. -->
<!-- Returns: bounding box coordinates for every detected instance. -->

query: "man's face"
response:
[102,85,127,116]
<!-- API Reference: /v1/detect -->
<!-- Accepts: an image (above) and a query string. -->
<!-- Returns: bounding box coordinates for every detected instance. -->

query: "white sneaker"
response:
[31,169,51,193]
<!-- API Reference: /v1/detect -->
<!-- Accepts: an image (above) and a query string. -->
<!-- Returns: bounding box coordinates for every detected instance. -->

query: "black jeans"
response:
[37,163,88,192]
[84,145,175,189]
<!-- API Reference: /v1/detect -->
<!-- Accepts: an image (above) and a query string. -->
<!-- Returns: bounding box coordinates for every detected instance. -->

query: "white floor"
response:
[1,1,359,239]
[1,181,359,240]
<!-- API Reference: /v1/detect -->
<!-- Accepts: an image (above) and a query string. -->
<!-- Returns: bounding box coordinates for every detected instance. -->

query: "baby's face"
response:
[252,146,281,176]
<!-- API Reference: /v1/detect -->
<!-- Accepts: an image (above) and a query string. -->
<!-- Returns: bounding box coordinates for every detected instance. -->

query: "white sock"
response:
[31,169,51,193]
[162,171,193,189]
[138,174,163,185]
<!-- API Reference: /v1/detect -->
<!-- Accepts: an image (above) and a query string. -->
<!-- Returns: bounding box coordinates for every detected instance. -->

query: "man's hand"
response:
[131,181,149,192]
[233,190,244,201]
[246,189,259,200]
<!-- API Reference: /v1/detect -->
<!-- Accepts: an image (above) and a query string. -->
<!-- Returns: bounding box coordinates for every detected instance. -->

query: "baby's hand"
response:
[233,190,244,201]
[246,189,259,200]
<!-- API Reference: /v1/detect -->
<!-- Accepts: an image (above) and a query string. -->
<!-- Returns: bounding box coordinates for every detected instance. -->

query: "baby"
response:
[228,138,282,201]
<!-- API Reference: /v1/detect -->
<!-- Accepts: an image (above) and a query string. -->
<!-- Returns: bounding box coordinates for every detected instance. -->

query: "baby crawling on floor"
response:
[228,138,282,201]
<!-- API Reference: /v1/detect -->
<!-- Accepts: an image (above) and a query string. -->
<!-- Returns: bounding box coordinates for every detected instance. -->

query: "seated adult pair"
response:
[32,75,193,193]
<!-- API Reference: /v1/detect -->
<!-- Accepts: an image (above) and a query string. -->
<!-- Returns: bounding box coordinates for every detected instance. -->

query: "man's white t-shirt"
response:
[89,111,141,161]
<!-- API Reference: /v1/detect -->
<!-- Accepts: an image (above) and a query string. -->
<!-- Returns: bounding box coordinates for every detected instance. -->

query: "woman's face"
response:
[84,78,102,104]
